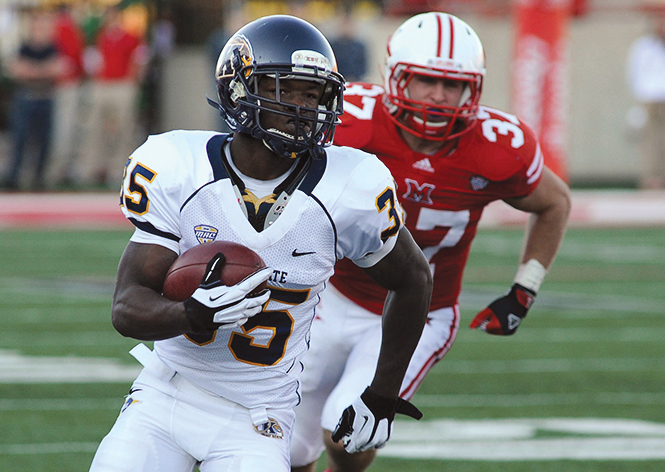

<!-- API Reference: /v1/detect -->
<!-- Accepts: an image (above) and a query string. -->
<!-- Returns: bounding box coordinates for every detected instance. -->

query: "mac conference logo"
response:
[194,225,218,244]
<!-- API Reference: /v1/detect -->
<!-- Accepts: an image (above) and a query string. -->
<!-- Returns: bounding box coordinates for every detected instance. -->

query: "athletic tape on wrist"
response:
[514,259,547,293]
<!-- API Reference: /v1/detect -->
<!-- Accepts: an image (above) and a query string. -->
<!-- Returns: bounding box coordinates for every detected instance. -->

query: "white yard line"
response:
[0,348,662,385]
[383,418,665,461]
[413,392,665,408]
[383,437,665,461]
[459,290,665,315]
[379,418,665,462]
[0,334,132,347]
[5,418,665,460]
[0,398,120,411]
[0,442,99,455]
[428,357,665,374]
[0,350,140,383]
[462,326,665,343]
[470,236,665,263]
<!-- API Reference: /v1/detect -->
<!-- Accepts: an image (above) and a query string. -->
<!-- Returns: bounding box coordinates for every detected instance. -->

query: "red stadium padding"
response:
[512,0,570,182]
[1,191,665,229]
[0,193,130,228]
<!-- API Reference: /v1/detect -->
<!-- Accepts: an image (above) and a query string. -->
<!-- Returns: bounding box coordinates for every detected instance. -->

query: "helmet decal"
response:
[291,50,333,74]
[217,34,254,79]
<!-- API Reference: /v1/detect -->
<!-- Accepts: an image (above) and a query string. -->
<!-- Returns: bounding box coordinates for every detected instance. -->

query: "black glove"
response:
[184,253,271,334]
[469,283,536,335]
[331,387,423,453]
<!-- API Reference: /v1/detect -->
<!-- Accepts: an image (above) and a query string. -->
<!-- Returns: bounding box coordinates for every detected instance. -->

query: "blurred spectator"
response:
[79,1,104,47]
[49,3,86,188]
[142,7,175,134]
[329,12,367,82]
[2,8,63,191]
[77,4,147,188]
[0,53,13,134]
[626,10,665,189]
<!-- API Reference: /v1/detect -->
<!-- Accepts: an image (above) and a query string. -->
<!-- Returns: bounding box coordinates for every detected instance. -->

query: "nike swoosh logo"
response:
[360,415,370,431]
[292,249,316,257]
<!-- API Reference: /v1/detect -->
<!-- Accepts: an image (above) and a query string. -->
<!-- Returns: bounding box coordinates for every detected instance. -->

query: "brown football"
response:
[162,241,267,302]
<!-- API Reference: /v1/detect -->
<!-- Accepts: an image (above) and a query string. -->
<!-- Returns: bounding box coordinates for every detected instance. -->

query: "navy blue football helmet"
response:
[210,15,345,159]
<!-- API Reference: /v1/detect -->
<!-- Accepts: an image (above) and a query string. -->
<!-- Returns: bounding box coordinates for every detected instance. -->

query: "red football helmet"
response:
[383,12,485,141]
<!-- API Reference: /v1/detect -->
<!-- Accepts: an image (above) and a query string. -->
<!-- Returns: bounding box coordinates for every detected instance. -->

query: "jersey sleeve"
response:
[120,132,211,253]
[476,107,544,198]
[330,151,403,268]
[513,119,544,197]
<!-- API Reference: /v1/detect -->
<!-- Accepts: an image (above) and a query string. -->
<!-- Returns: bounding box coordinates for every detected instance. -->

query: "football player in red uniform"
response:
[290,12,571,472]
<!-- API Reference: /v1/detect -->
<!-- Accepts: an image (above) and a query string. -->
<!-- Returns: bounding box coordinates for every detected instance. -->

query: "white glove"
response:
[184,253,271,333]
[331,387,423,453]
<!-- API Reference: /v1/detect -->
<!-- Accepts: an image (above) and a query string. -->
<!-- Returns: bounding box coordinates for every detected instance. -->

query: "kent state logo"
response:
[402,178,435,204]
[253,418,284,439]
[120,394,141,414]
[194,225,219,244]
[219,34,254,79]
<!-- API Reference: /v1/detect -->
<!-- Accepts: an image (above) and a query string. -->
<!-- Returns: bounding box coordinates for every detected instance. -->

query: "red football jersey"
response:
[331,83,544,314]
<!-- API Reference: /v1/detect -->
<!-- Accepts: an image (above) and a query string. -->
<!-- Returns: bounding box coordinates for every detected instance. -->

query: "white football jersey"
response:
[119,130,402,410]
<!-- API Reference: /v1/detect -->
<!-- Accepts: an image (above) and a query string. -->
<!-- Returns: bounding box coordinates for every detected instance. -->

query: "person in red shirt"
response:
[54,5,85,84]
[77,4,147,187]
[49,4,86,187]
[290,12,571,472]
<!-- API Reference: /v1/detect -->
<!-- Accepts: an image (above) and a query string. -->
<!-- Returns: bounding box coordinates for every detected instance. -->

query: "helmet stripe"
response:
[435,13,443,57]
[447,14,455,59]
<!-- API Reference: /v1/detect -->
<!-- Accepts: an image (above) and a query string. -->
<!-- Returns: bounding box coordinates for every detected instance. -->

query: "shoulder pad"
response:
[335,82,385,149]
[466,106,541,183]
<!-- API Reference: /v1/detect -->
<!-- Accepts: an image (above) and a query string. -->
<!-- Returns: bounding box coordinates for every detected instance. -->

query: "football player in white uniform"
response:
[88,15,432,472]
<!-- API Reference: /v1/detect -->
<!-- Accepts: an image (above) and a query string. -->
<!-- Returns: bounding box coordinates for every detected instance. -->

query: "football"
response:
[162,240,268,302]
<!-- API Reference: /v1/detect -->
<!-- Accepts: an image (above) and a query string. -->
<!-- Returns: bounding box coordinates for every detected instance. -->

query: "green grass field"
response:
[0,226,663,471]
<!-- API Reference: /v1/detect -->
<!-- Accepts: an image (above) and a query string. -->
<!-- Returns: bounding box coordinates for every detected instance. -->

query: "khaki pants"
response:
[76,79,140,187]
[47,81,83,186]
[641,102,665,189]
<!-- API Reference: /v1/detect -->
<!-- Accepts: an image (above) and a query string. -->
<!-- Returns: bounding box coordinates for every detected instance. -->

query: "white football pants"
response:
[290,285,459,467]
[89,345,294,472]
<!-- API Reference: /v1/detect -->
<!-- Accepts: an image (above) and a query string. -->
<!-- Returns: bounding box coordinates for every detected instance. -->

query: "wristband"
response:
[514,259,547,293]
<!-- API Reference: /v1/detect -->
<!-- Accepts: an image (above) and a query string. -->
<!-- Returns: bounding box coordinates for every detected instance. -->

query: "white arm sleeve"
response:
[129,228,180,253]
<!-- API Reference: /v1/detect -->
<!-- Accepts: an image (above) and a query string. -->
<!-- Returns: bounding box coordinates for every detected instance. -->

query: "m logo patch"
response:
[254,418,284,439]
[403,178,435,205]
[194,225,218,244]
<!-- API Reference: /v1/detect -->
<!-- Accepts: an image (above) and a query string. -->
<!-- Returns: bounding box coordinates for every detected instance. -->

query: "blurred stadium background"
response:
[0,0,664,471]
[0,0,664,186]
